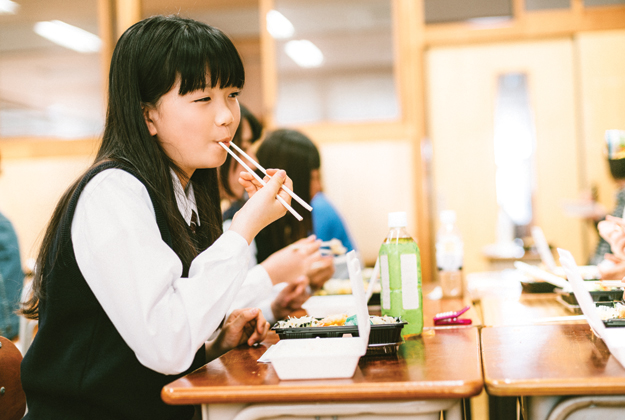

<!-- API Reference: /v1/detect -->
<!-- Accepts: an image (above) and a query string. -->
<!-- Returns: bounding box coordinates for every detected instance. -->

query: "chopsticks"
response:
[219,142,308,221]
[227,141,313,212]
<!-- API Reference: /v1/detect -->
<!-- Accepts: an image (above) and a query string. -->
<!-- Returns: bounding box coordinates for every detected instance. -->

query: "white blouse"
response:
[71,168,272,375]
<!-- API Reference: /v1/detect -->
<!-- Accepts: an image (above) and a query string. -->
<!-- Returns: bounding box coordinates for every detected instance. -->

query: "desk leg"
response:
[202,399,464,420]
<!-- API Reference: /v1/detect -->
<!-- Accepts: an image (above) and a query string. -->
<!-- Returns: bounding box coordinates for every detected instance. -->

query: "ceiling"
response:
[0,0,395,137]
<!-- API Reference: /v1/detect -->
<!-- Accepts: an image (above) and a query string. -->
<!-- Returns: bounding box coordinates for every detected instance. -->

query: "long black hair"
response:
[21,15,245,319]
[253,129,320,263]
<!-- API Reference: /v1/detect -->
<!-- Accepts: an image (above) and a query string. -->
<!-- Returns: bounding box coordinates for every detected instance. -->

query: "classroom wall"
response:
[319,140,418,267]
[0,154,94,265]
[427,38,584,274]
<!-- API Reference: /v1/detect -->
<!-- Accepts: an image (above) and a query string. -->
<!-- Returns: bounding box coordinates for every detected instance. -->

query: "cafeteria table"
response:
[481,323,625,420]
[162,325,483,420]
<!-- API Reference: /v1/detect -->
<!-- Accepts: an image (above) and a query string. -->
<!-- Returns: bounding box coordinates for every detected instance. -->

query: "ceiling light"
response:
[285,40,324,68]
[34,20,102,53]
[266,10,294,39]
[0,0,19,14]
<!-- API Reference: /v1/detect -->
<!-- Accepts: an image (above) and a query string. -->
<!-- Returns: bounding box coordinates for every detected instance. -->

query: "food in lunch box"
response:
[275,314,400,328]
[597,302,625,321]
[327,238,347,255]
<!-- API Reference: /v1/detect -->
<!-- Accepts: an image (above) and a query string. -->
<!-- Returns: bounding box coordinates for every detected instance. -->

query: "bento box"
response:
[555,285,624,314]
[262,251,372,380]
[271,314,407,356]
[596,301,625,328]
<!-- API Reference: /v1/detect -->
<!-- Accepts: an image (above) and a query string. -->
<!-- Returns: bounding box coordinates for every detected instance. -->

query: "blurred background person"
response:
[254,128,356,289]
[0,152,24,341]
[220,106,320,323]
[220,104,263,218]
[590,130,625,279]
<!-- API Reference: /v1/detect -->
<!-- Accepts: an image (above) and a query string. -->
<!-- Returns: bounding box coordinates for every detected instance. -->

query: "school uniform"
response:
[21,162,269,420]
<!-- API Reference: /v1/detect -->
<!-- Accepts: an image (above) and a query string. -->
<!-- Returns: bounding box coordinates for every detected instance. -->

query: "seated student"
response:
[19,15,294,420]
[254,129,355,290]
[219,107,322,323]
[0,208,24,341]
[590,130,625,279]
[220,104,263,218]
[310,172,356,254]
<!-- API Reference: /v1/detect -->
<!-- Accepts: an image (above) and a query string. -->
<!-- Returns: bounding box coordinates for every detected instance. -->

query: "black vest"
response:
[22,162,206,420]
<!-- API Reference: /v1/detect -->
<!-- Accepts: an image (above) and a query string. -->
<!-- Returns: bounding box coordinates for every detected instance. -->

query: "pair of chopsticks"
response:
[219,141,312,221]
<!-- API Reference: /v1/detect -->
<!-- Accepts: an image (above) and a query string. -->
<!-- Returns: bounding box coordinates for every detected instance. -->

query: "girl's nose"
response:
[216,103,235,127]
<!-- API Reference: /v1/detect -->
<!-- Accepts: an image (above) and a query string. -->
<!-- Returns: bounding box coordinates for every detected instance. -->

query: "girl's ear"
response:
[143,105,158,136]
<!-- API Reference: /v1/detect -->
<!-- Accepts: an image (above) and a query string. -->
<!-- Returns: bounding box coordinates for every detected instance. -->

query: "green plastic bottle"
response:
[379,211,423,337]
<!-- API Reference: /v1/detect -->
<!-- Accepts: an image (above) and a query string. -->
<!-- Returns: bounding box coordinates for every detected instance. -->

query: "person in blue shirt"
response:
[311,191,355,253]
[0,199,24,340]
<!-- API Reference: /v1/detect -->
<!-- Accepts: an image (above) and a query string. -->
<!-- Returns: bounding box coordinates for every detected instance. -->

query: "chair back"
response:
[0,336,26,420]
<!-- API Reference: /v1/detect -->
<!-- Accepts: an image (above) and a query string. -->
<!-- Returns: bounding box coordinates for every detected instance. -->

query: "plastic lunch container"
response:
[271,317,407,356]
[263,251,371,380]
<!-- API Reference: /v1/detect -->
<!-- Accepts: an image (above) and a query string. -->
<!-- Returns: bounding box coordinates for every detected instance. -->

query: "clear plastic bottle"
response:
[379,211,423,337]
[436,210,464,298]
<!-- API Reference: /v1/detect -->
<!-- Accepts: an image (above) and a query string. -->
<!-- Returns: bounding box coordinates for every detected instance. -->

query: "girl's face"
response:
[144,76,241,180]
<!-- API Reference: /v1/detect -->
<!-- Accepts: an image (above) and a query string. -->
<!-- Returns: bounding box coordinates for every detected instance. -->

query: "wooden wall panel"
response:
[427,39,584,273]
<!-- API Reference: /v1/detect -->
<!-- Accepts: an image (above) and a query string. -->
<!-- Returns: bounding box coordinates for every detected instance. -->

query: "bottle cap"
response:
[440,210,456,225]
[388,211,407,228]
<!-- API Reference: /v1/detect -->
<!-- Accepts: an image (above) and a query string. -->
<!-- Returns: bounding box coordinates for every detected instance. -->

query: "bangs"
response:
[171,22,245,95]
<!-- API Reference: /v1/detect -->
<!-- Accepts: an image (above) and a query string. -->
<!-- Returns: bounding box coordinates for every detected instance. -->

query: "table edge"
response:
[162,381,484,405]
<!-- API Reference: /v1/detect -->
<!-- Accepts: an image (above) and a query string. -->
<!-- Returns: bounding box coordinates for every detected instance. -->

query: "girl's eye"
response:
[229,91,241,99]
[195,97,211,103]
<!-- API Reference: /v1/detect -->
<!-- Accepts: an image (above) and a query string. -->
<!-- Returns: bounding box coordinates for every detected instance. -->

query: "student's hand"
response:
[598,253,625,280]
[271,276,310,321]
[307,255,335,291]
[229,169,293,244]
[599,216,625,259]
[598,215,625,243]
[261,235,322,285]
[206,308,270,361]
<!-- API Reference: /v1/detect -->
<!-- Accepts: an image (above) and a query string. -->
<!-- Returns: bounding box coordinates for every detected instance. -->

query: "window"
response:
[270,0,399,125]
[0,0,103,138]
[424,0,512,24]
[493,73,536,239]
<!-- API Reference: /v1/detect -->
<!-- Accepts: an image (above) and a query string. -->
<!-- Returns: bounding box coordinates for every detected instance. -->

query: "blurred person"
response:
[220,104,263,216]
[254,129,356,290]
[0,151,24,340]
[219,105,318,323]
[590,130,625,269]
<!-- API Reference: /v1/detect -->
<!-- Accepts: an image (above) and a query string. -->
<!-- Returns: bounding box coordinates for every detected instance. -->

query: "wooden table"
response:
[163,326,483,420]
[482,323,625,419]
[479,293,583,327]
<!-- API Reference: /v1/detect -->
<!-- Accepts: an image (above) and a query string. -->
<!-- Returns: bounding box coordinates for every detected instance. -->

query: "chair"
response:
[0,336,26,420]
[547,396,625,420]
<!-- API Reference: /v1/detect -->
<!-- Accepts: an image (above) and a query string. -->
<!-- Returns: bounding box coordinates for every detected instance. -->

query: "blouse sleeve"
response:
[72,169,250,375]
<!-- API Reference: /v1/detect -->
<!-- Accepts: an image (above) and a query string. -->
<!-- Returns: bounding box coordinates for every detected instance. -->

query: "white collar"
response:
[170,168,200,226]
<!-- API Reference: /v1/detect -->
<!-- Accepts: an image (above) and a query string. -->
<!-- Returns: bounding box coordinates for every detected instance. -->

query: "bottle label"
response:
[380,255,391,310]
[401,253,420,309]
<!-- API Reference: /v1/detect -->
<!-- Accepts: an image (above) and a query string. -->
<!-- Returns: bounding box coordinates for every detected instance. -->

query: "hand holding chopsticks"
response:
[219,142,313,221]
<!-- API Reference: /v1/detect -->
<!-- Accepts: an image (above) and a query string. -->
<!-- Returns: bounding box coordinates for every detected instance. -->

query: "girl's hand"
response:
[307,256,335,291]
[229,169,293,244]
[270,276,310,321]
[598,253,625,280]
[600,216,625,259]
[206,308,270,361]
[261,235,322,285]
